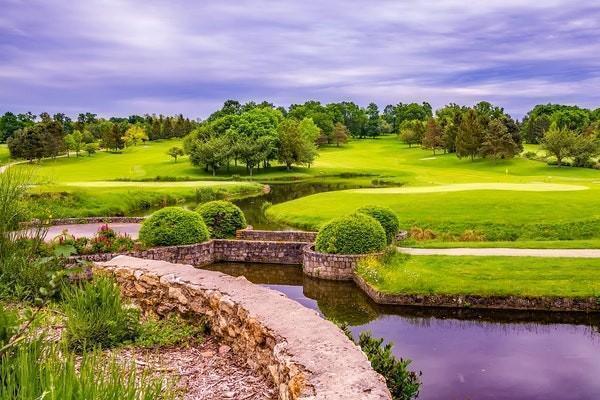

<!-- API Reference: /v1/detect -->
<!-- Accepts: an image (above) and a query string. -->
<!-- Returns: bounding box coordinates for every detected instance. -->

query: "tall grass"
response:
[63,276,140,351]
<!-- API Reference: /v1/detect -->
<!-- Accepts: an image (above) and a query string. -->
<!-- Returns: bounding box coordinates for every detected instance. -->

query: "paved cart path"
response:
[43,223,142,241]
[397,247,600,258]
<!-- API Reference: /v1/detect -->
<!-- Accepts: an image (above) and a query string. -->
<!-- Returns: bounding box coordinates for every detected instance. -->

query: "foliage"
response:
[196,200,246,238]
[358,331,421,400]
[139,206,209,246]
[356,205,400,244]
[0,339,173,400]
[167,146,184,162]
[63,276,140,351]
[84,141,98,156]
[399,120,424,147]
[456,109,483,160]
[277,118,318,170]
[52,225,136,255]
[331,122,349,147]
[123,124,148,147]
[480,118,519,160]
[315,213,387,254]
[541,123,574,167]
[135,314,207,348]
[422,118,444,154]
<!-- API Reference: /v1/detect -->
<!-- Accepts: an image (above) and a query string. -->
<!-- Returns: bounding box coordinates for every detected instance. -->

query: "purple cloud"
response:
[1,0,599,118]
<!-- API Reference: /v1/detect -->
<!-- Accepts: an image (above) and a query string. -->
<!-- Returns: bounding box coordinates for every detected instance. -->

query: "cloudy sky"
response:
[1,0,599,119]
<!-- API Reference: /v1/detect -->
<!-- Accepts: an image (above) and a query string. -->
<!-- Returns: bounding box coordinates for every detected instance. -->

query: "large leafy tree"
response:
[364,103,380,138]
[189,136,229,175]
[399,120,425,148]
[480,119,519,160]
[541,123,574,167]
[456,109,483,160]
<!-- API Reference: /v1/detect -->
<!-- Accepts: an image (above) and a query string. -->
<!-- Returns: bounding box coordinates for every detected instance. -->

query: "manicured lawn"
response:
[0,144,9,165]
[406,239,600,249]
[358,254,600,298]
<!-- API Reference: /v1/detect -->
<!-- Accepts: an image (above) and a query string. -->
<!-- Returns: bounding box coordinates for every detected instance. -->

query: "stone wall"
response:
[76,239,305,266]
[98,256,392,400]
[302,245,383,281]
[236,227,317,243]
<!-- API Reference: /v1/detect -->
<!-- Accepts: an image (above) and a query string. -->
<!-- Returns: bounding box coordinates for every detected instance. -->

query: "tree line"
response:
[2,112,196,160]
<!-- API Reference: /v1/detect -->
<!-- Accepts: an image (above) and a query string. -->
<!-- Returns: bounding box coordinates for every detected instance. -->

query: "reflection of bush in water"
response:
[202,263,304,286]
[302,276,379,326]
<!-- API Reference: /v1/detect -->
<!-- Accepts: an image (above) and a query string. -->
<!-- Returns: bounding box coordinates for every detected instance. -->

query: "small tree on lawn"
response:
[422,118,444,155]
[541,123,574,167]
[84,142,98,156]
[332,122,349,147]
[569,133,599,167]
[167,146,184,162]
[123,125,148,147]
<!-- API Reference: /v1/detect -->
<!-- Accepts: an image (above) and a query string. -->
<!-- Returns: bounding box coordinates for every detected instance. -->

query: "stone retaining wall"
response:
[236,227,317,243]
[302,245,383,281]
[76,239,305,266]
[98,256,391,400]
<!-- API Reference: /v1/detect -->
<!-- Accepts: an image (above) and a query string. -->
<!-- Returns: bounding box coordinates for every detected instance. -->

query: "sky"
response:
[1,0,599,119]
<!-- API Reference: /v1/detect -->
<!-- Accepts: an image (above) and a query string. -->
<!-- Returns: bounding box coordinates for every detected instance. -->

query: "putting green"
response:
[349,183,589,194]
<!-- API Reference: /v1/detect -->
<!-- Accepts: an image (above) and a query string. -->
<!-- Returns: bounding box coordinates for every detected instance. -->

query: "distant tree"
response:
[332,122,349,147]
[101,123,125,152]
[364,103,380,138]
[167,146,184,162]
[541,123,574,167]
[38,112,65,158]
[456,109,483,160]
[399,120,425,148]
[84,142,99,156]
[7,126,45,161]
[570,133,599,167]
[480,119,518,160]
[123,125,148,147]
[189,136,229,176]
[422,118,444,155]
[149,117,162,140]
[0,112,35,143]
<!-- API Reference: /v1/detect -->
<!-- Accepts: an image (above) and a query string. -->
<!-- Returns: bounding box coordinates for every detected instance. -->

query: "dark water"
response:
[202,262,600,400]
[232,180,374,230]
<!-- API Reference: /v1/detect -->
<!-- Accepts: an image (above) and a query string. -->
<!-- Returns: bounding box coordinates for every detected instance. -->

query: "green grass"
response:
[0,145,9,166]
[405,239,600,249]
[26,182,262,219]
[358,253,600,298]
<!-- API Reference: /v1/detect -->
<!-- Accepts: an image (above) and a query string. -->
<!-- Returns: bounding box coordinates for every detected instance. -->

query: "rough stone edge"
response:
[302,244,384,281]
[96,255,392,400]
[353,274,600,312]
[236,227,318,243]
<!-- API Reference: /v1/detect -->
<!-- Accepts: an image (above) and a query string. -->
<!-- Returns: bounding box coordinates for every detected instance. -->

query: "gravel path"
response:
[397,247,600,258]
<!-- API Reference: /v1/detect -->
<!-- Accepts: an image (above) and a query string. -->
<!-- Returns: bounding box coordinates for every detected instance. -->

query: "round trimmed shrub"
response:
[356,205,400,244]
[196,200,247,238]
[139,207,209,246]
[315,213,387,255]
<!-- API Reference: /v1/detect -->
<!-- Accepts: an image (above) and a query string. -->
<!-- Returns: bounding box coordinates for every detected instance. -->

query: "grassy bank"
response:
[0,145,9,165]
[404,239,600,249]
[358,253,600,298]
[26,182,263,218]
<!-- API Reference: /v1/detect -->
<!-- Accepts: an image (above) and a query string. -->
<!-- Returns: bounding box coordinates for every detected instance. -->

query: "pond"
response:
[202,262,600,400]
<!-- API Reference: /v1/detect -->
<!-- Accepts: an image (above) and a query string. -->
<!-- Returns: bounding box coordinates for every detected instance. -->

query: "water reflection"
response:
[202,262,600,400]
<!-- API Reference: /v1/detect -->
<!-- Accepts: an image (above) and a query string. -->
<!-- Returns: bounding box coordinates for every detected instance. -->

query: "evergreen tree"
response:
[365,103,380,138]
[480,119,518,160]
[422,118,444,155]
[456,109,483,160]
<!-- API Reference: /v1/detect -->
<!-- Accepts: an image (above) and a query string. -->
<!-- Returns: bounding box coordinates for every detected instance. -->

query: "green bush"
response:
[196,200,247,238]
[139,207,209,246]
[315,213,387,255]
[63,276,140,351]
[356,205,400,244]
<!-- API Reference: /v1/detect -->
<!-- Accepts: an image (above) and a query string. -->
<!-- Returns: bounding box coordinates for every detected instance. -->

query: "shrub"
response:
[315,213,387,255]
[356,205,400,244]
[136,315,208,348]
[196,200,247,238]
[63,276,140,351]
[139,207,209,246]
[409,227,437,241]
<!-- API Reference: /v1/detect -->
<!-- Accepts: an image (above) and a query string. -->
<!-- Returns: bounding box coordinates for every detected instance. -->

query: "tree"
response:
[189,136,229,176]
[364,103,380,138]
[332,122,349,147]
[68,130,84,156]
[541,123,574,167]
[101,122,125,152]
[570,133,599,167]
[167,146,184,162]
[277,118,318,170]
[422,118,444,155]
[480,119,518,160]
[456,109,483,160]
[7,126,45,161]
[123,125,148,147]
[0,112,34,143]
[399,120,425,148]
[84,142,99,156]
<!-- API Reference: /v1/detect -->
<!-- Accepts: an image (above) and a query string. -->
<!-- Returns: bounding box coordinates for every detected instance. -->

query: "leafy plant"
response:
[139,207,210,246]
[315,213,387,254]
[62,276,140,351]
[196,200,247,238]
[357,205,400,244]
[136,314,208,348]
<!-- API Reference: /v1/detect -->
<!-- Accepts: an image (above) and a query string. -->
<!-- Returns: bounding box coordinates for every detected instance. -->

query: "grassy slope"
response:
[0,145,9,165]
[266,136,600,240]
[358,254,600,298]
[405,239,600,249]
